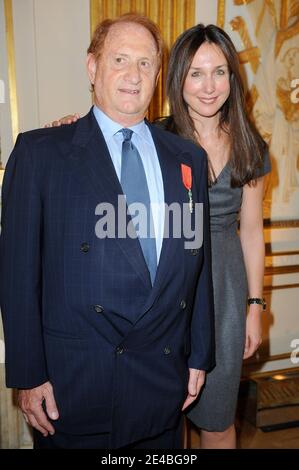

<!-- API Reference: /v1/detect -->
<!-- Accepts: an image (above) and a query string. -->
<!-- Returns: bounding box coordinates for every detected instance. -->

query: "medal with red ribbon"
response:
[181,164,193,214]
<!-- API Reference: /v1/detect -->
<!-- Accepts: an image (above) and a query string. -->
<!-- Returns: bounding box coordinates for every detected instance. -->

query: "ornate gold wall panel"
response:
[275,19,299,57]
[230,16,260,73]
[217,0,226,28]
[90,0,195,120]
[214,1,299,380]
[3,0,18,143]
[225,0,299,214]
[234,0,254,4]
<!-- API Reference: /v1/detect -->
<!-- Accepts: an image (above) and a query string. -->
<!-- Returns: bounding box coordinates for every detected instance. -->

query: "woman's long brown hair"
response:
[166,24,266,187]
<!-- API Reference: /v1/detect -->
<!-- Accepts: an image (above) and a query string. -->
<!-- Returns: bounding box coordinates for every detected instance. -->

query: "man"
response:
[0,14,214,449]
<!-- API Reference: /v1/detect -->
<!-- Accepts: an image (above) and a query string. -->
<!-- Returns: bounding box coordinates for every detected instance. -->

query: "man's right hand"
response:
[18,381,59,436]
[44,113,80,128]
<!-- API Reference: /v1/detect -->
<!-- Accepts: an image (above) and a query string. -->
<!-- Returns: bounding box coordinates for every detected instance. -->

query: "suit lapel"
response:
[69,111,195,323]
[136,123,192,319]
[70,110,152,290]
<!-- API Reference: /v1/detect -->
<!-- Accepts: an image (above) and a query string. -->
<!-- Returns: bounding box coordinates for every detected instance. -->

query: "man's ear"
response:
[86,53,97,85]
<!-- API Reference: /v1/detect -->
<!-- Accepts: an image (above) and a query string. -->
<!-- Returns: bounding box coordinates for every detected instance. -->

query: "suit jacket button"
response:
[191,248,199,255]
[94,305,104,314]
[116,346,124,355]
[164,347,171,355]
[180,300,187,310]
[81,242,90,253]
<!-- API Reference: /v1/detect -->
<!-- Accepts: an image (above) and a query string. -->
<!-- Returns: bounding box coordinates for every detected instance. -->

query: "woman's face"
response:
[183,42,230,120]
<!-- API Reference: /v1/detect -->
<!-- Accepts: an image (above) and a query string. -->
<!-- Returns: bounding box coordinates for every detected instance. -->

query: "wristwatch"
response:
[247,297,266,310]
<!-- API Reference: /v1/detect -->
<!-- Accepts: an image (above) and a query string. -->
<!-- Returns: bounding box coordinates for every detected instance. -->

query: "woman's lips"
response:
[198,97,218,104]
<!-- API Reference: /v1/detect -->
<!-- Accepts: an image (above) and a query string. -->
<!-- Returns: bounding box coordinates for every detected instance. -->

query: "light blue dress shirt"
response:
[93,106,165,262]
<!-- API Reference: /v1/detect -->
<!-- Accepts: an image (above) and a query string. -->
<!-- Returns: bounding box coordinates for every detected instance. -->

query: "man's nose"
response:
[124,63,142,83]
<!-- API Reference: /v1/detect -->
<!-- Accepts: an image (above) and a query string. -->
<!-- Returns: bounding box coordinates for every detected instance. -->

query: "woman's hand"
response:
[243,304,263,359]
[44,113,80,128]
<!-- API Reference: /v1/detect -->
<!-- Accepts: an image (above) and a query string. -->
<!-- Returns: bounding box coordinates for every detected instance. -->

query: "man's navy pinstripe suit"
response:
[0,109,214,448]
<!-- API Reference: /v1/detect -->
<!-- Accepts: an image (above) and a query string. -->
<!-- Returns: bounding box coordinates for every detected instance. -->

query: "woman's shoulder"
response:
[254,139,271,178]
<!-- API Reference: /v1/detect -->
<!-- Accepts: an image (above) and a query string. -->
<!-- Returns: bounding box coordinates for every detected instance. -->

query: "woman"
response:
[164,24,270,449]
[50,24,270,449]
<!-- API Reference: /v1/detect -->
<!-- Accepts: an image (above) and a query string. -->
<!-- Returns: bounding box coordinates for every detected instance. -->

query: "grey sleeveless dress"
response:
[187,156,271,431]
[154,117,271,431]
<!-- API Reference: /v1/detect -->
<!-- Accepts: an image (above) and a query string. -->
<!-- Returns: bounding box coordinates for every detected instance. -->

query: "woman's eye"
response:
[216,69,225,75]
[141,61,150,68]
[191,71,201,77]
[115,57,125,64]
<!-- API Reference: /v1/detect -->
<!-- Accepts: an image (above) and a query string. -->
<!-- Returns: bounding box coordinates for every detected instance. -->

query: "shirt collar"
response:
[93,105,152,144]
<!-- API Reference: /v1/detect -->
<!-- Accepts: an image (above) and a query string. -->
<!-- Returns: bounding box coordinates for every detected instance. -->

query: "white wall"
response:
[30,0,91,126]
[1,0,91,166]
[196,0,217,27]
[0,0,14,168]
[12,0,91,139]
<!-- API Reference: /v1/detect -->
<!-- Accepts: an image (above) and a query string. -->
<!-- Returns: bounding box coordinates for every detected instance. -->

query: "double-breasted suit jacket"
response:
[0,109,214,448]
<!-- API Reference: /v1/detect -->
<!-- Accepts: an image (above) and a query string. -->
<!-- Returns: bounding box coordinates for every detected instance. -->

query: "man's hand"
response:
[18,381,59,437]
[182,368,205,411]
[44,113,80,128]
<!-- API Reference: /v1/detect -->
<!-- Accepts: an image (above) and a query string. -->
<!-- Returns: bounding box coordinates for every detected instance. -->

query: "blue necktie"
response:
[120,128,157,285]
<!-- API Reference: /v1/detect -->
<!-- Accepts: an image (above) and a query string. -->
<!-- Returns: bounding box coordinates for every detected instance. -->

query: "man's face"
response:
[87,22,160,126]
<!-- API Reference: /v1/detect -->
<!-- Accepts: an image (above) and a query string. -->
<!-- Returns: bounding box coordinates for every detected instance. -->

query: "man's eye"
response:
[115,57,125,63]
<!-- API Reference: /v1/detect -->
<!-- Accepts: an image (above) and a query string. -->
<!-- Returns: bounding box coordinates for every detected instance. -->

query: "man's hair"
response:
[88,13,164,68]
